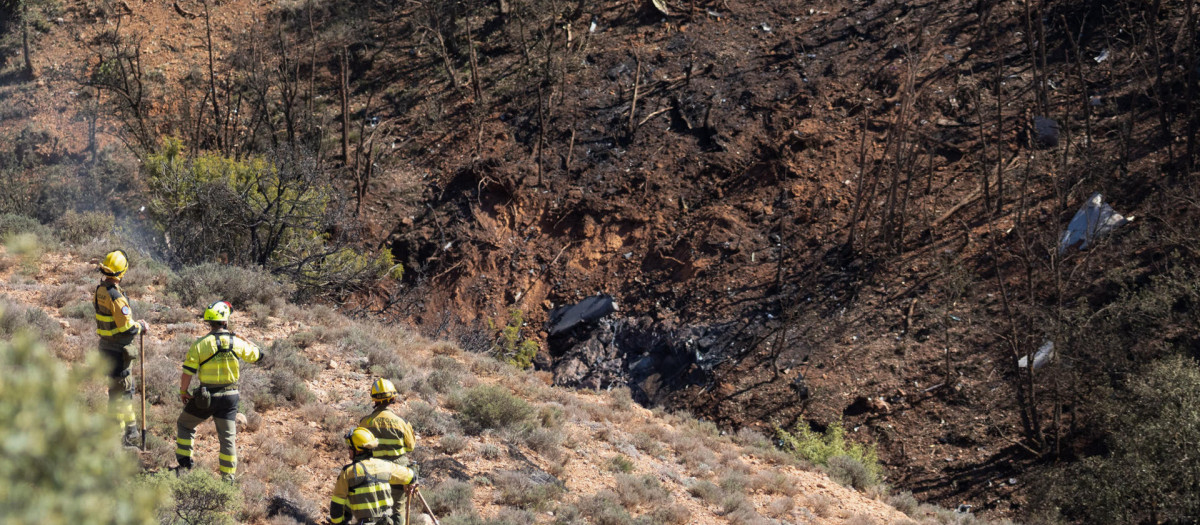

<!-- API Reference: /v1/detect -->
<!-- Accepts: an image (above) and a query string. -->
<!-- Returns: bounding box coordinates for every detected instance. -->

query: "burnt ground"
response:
[5,0,1196,518]
[378,0,1194,515]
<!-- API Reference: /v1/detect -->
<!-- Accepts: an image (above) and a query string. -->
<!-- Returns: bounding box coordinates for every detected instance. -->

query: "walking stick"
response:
[413,487,441,525]
[139,331,146,451]
[405,484,412,525]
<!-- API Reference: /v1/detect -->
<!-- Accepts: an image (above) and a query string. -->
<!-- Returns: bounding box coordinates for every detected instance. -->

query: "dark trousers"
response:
[175,389,239,476]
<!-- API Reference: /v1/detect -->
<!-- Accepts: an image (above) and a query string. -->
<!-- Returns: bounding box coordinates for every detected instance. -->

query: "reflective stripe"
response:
[373,449,404,456]
[375,439,404,445]
[219,453,236,463]
[331,516,346,524]
[349,484,390,497]
[348,498,391,511]
[96,324,134,337]
[219,464,236,474]
[95,314,114,322]
[331,496,349,506]
[177,438,194,446]
[176,448,193,457]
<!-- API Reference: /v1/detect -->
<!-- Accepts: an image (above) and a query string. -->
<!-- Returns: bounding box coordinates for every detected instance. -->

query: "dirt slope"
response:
[0,245,917,524]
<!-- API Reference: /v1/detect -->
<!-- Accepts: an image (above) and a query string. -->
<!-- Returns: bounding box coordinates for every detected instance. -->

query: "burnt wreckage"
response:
[544,294,804,405]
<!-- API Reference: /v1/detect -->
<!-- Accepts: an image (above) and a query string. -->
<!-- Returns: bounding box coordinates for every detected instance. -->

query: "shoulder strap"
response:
[198,332,240,367]
[105,282,123,301]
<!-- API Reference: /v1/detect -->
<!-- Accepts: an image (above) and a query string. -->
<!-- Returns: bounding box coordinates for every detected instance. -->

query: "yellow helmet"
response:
[344,427,378,452]
[370,378,398,402]
[203,301,232,323]
[99,250,129,279]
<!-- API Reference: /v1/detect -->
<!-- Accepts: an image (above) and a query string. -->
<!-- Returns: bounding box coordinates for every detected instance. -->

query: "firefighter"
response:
[93,250,149,446]
[330,427,417,525]
[360,379,417,465]
[173,300,262,480]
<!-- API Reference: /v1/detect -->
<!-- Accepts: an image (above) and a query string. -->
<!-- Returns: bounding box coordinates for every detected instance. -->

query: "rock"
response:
[235,413,247,425]
[328,359,338,369]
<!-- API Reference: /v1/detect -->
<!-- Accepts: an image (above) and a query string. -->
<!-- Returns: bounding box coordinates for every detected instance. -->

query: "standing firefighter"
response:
[94,250,149,446]
[173,301,261,480]
[361,379,417,464]
[331,427,416,525]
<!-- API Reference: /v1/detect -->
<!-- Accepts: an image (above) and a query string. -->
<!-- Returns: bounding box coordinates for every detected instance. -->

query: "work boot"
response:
[122,425,141,448]
[168,464,191,477]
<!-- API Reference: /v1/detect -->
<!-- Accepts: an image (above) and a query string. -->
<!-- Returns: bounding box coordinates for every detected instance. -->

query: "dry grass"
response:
[806,493,835,518]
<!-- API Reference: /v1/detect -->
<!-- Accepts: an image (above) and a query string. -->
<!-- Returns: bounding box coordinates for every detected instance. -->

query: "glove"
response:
[138,320,150,333]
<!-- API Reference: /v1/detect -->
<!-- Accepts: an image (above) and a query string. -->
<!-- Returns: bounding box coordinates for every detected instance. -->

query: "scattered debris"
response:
[649,0,670,16]
[1094,49,1110,63]
[1018,341,1055,369]
[546,294,618,336]
[1058,193,1135,253]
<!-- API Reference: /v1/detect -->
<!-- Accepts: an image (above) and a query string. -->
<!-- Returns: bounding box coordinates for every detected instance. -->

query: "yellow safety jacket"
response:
[359,407,417,460]
[181,330,261,386]
[94,282,141,340]
[330,456,414,524]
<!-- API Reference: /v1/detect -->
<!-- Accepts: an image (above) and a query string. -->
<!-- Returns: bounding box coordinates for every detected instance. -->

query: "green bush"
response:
[151,469,243,525]
[493,470,563,511]
[776,420,882,485]
[609,454,635,473]
[169,262,293,310]
[264,339,321,381]
[0,295,63,341]
[1036,355,1200,523]
[404,400,461,436]
[614,473,671,509]
[4,232,45,272]
[454,384,534,435]
[0,212,53,240]
[824,454,878,490]
[489,309,539,369]
[438,433,468,455]
[424,479,475,516]
[52,210,114,244]
[0,330,165,522]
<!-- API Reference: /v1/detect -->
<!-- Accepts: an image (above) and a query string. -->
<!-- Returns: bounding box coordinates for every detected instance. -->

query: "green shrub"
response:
[425,479,475,516]
[60,299,93,319]
[609,454,635,473]
[489,309,539,369]
[824,454,878,490]
[4,232,45,272]
[493,470,563,511]
[0,212,53,239]
[153,469,243,525]
[169,262,293,310]
[52,210,113,244]
[454,384,534,435]
[578,492,636,525]
[439,433,468,455]
[0,331,165,522]
[0,296,63,341]
[404,400,460,436]
[776,420,882,485]
[1036,355,1200,523]
[888,490,920,517]
[264,339,321,380]
[614,473,671,509]
[687,479,721,504]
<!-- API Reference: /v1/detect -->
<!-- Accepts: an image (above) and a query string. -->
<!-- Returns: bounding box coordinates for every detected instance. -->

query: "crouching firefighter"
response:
[173,301,262,480]
[361,379,417,466]
[330,427,417,525]
[94,250,149,446]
